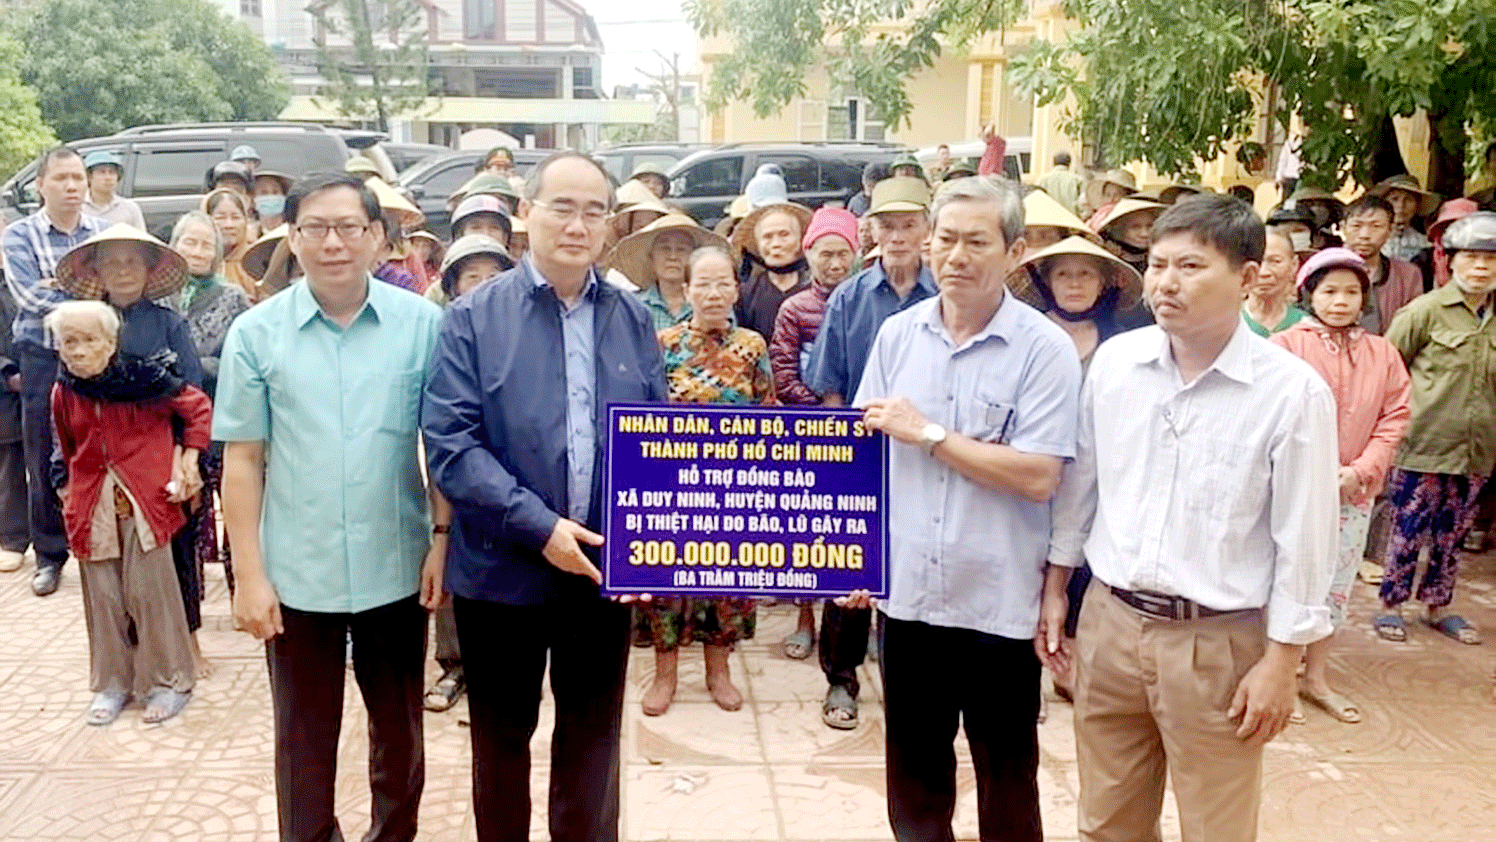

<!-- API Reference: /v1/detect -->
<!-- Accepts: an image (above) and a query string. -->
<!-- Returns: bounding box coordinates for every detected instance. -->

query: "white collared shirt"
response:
[1049,321,1339,644]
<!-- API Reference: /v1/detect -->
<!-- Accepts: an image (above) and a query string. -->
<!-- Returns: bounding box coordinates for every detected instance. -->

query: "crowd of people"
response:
[0,129,1493,842]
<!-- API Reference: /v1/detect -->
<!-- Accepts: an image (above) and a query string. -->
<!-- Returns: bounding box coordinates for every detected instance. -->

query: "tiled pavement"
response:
[0,552,1492,841]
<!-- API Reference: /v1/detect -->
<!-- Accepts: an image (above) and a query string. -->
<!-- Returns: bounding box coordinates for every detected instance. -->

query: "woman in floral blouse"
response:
[640,245,776,716]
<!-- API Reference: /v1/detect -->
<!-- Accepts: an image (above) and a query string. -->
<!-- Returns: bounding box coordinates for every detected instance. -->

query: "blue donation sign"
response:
[604,404,888,598]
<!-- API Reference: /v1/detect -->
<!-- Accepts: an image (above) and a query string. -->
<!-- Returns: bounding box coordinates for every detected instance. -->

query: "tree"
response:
[639,51,689,141]
[310,0,435,133]
[690,0,1496,194]
[0,34,56,179]
[11,0,289,141]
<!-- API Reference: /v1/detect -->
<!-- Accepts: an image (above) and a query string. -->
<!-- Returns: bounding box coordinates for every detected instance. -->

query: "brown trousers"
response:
[1073,580,1266,842]
[78,518,195,699]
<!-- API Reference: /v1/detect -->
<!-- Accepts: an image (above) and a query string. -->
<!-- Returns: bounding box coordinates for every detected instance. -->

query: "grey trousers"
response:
[433,602,461,668]
[78,519,195,699]
[0,437,27,551]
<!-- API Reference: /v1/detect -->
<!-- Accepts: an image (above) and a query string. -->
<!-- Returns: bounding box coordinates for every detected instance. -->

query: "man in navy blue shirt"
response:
[803,176,937,730]
[423,152,668,842]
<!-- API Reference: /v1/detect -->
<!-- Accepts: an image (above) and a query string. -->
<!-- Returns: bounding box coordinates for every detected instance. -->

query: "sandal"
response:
[1300,688,1362,724]
[1357,561,1384,585]
[821,685,859,730]
[1373,613,1407,642]
[423,667,466,712]
[783,630,814,660]
[1288,697,1306,726]
[141,688,190,724]
[1427,614,1482,645]
[85,691,129,726]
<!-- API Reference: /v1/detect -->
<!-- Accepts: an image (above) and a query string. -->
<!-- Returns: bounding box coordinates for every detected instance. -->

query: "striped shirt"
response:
[3,209,110,347]
[1049,322,1340,645]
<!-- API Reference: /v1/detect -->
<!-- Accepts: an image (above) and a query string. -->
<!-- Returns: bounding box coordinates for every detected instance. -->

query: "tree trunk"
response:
[1425,105,1468,202]
[1367,112,1408,185]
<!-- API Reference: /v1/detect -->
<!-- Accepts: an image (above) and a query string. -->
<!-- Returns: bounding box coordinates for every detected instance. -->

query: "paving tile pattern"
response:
[0,553,1491,841]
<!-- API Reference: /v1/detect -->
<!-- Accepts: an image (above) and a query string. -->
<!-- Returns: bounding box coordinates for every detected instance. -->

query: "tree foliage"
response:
[691,0,1496,194]
[686,0,1025,129]
[310,0,435,133]
[0,34,57,179]
[11,0,288,141]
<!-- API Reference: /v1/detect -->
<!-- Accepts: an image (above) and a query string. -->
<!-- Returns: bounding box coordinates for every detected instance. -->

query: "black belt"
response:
[1109,585,1246,622]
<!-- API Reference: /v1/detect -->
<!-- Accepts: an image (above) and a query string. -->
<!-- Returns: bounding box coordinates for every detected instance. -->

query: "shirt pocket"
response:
[1426,328,1473,375]
[964,396,1017,444]
[373,368,424,435]
[1183,438,1255,518]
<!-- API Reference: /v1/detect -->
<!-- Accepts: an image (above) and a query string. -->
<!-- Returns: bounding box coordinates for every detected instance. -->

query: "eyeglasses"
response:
[531,199,609,226]
[294,222,370,240]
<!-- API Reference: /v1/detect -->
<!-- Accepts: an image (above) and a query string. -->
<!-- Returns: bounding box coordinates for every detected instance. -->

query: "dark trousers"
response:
[0,434,27,551]
[879,615,1042,842]
[454,595,630,842]
[820,600,871,696]
[267,595,426,842]
[17,344,65,569]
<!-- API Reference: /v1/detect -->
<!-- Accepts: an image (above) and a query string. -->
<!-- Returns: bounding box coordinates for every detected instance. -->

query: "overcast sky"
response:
[581,0,699,93]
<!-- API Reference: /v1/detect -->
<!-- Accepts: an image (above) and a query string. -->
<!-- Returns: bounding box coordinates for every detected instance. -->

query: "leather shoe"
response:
[31,566,60,596]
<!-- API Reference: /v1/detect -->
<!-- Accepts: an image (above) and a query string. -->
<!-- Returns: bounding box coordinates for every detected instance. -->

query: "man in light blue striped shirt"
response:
[1,146,109,595]
[853,176,1080,842]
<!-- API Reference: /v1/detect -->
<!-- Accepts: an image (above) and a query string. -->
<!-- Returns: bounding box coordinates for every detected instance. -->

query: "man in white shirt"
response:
[1042,194,1339,842]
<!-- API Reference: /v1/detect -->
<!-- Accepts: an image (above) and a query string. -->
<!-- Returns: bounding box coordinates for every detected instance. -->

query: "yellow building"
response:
[699,2,1431,209]
[697,5,1079,176]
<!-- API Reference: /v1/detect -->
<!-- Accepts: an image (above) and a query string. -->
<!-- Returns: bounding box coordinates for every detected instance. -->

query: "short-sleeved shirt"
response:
[855,292,1082,639]
[806,260,937,400]
[212,278,443,614]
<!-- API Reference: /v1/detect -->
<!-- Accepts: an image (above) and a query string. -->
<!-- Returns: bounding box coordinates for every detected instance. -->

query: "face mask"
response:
[255,195,285,218]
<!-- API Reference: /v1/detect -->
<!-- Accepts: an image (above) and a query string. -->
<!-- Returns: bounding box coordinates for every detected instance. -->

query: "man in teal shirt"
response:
[215,173,447,842]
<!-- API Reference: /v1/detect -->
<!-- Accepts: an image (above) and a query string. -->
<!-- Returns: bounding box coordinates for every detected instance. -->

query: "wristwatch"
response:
[918,423,947,454]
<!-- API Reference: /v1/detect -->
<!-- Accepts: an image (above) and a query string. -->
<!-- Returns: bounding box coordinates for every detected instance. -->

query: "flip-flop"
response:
[1427,614,1482,645]
[1357,561,1384,585]
[783,630,814,660]
[1373,613,1407,642]
[85,691,129,726]
[822,685,858,730]
[141,688,191,724]
[1300,688,1362,723]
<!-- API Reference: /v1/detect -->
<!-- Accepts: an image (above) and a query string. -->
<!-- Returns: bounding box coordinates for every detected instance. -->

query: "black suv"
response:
[0,122,389,238]
[593,143,709,186]
[395,148,552,238]
[667,142,906,228]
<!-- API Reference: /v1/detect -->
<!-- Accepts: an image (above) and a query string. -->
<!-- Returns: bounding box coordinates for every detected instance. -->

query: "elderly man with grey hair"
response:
[848,176,1082,842]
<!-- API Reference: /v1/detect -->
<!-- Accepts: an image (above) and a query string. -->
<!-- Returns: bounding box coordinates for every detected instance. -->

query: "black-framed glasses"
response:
[295,222,370,240]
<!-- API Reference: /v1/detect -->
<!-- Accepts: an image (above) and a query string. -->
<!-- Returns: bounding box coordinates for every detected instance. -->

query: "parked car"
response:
[395,148,551,238]
[1,122,388,239]
[667,142,906,229]
[383,141,453,174]
[593,143,710,186]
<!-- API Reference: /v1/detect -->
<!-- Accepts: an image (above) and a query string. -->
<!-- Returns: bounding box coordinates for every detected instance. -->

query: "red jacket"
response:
[52,383,213,560]
[770,281,832,405]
